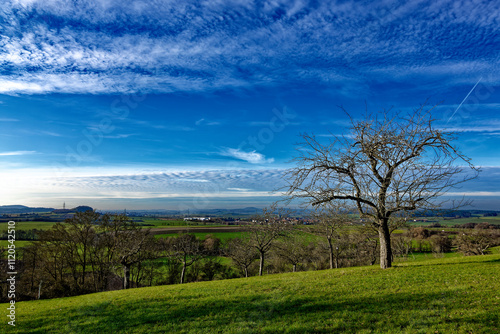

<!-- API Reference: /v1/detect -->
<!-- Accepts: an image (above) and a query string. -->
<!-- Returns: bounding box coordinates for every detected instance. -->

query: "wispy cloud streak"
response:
[0,150,36,156]
[1,0,499,95]
[219,148,274,164]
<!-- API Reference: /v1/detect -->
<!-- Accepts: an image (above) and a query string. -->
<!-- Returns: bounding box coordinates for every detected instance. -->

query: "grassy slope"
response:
[3,255,499,334]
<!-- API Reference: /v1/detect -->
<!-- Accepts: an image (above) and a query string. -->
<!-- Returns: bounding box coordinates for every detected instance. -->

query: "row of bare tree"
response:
[0,207,372,301]
[2,212,156,300]
[2,207,498,302]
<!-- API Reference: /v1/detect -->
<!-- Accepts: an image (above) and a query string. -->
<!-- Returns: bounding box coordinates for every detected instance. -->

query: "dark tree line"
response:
[2,207,499,302]
[1,212,157,300]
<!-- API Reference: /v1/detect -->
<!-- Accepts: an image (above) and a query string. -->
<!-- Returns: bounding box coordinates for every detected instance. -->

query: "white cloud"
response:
[446,192,500,197]
[102,134,134,139]
[220,148,274,164]
[196,118,220,126]
[1,0,498,95]
[0,166,287,208]
[227,187,252,192]
[125,119,194,131]
[440,119,500,133]
[2,165,499,210]
[0,80,47,94]
[0,150,37,156]
[41,131,63,137]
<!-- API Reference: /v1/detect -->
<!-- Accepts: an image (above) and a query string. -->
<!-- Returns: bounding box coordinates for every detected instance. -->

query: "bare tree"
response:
[284,104,478,268]
[225,237,258,277]
[273,231,312,272]
[347,229,379,266]
[168,233,204,284]
[307,203,351,269]
[248,205,291,276]
[64,211,100,291]
[391,234,413,259]
[454,230,497,256]
[110,215,156,290]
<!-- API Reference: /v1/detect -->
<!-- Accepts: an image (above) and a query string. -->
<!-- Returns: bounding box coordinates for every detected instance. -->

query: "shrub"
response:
[475,222,492,229]
[454,231,493,255]
[430,234,452,253]
[409,227,430,239]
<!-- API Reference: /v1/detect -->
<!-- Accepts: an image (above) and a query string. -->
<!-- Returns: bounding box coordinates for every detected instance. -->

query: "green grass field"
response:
[408,215,500,227]
[0,240,32,248]
[0,221,57,250]
[154,231,248,243]
[138,218,191,227]
[3,254,499,333]
[138,218,232,228]
[0,221,59,231]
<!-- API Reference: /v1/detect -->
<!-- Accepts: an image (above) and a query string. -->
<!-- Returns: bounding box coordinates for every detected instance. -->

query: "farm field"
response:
[154,231,248,243]
[138,218,242,228]
[408,215,500,227]
[0,221,60,231]
[0,240,32,248]
[2,253,499,333]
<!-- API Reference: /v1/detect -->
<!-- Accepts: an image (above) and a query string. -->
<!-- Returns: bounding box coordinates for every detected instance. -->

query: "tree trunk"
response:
[180,262,186,284]
[244,267,249,278]
[38,280,42,300]
[259,251,265,276]
[327,237,334,269]
[378,221,392,269]
[123,264,131,289]
[292,264,297,272]
[81,244,88,290]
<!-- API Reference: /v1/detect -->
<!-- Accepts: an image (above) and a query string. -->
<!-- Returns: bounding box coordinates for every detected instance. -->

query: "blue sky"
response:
[1,0,499,211]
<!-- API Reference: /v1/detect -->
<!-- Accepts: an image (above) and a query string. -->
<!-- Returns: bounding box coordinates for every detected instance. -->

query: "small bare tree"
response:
[284,104,478,268]
[307,203,351,269]
[225,237,258,277]
[454,230,495,256]
[112,216,156,290]
[273,231,312,272]
[168,233,204,284]
[248,205,291,276]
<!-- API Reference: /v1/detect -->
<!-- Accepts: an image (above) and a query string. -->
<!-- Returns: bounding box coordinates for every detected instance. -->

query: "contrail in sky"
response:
[446,77,482,124]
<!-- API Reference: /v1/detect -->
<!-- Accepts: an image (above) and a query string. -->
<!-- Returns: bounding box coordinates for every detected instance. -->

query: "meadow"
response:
[0,221,59,231]
[155,231,248,243]
[2,253,499,333]
[409,215,500,227]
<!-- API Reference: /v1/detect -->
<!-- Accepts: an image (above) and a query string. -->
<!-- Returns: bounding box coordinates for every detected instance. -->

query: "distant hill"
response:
[103,207,265,217]
[0,205,55,214]
[74,205,94,212]
[196,207,263,215]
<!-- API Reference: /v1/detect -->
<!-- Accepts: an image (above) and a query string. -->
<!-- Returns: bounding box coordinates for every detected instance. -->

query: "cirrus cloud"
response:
[220,148,274,164]
[0,150,37,156]
[1,0,499,95]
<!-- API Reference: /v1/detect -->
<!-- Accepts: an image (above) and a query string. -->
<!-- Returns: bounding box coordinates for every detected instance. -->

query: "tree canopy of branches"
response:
[308,203,351,269]
[225,237,258,277]
[105,215,156,289]
[18,211,158,298]
[273,232,312,272]
[167,233,204,284]
[248,205,291,276]
[284,104,479,268]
